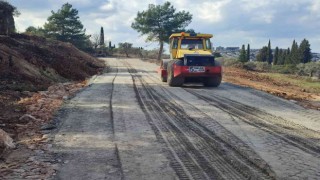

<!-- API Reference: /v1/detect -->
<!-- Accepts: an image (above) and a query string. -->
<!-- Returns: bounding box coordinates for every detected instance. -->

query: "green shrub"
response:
[243,61,257,70]
[302,62,320,77]
[243,61,270,72]
[296,63,306,76]
[271,64,297,74]
[255,62,271,71]
[272,62,320,76]
[141,49,162,60]
[219,58,243,68]
[271,65,284,72]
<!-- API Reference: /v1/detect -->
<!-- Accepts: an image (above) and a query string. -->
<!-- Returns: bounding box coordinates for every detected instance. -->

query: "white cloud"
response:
[240,0,271,12]
[310,1,320,11]
[14,9,50,32]
[48,0,93,6]
[251,13,274,24]
[100,3,115,11]
[195,1,229,23]
[171,0,230,23]
[310,1,320,18]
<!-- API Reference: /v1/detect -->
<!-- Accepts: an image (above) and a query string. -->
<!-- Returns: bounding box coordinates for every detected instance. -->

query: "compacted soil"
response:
[26,58,319,180]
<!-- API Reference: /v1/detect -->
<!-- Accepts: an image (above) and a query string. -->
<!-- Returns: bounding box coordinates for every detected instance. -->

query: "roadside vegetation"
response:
[265,73,320,93]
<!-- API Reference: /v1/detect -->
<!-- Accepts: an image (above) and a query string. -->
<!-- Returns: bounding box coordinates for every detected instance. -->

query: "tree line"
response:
[239,39,312,65]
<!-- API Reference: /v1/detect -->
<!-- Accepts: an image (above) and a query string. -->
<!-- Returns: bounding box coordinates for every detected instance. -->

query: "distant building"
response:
[215,46,224,51]
[226,47,239,51]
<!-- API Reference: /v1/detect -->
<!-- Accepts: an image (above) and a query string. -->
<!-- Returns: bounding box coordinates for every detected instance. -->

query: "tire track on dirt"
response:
[133,76,238,179]
[247,89,320,130]
[182,89,320,178]
[125,61,275,166]
[51,59,124,180]
[124,61,203,179]
[122,59,320,178]
[122,60,275,179]
[137,66,276,177]
[105,60,125,180]
[185,89,320,156]
[109,61,119,137]
[128,66,200,180]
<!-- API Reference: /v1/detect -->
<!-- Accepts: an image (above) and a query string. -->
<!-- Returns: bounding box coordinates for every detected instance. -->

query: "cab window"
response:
[172,38,178,49]
[205,39,212,50]
[180,39,203,49]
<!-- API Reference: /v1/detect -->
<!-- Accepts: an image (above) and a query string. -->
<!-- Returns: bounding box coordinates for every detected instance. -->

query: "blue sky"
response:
[9,0,320,52]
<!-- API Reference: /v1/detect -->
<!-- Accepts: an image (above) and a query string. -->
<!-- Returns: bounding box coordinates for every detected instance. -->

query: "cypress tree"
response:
[100,27,105,46]
[284,47,291,65]
[239,44,247,62]
[246,44,250,62]
[266,40,273,64]
[274,46,279,65]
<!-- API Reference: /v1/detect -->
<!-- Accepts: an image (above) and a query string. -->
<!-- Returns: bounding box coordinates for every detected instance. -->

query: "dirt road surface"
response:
[51,58,320,180]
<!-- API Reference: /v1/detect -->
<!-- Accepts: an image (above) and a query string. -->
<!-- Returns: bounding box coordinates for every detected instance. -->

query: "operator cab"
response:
[169,32,213,59]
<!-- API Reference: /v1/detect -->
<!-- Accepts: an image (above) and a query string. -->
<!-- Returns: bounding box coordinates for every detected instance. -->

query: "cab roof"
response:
[169,32,213,39]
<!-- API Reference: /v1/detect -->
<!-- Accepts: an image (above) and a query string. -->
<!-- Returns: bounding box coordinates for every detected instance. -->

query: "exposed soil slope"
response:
[0,34,105,91]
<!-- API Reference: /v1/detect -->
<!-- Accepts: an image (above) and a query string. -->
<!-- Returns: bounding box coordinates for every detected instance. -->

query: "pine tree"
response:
[274,47,279,65]
[266,40,273,64]
[246,44,250,62]
[100,27,104,46]
[132,2,192,60]
[239,44,247,62]
[299,39,312,63]
[44,3,90,50]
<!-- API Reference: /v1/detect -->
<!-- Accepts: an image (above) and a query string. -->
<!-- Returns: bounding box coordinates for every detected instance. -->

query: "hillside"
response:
[0,34,105,91]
